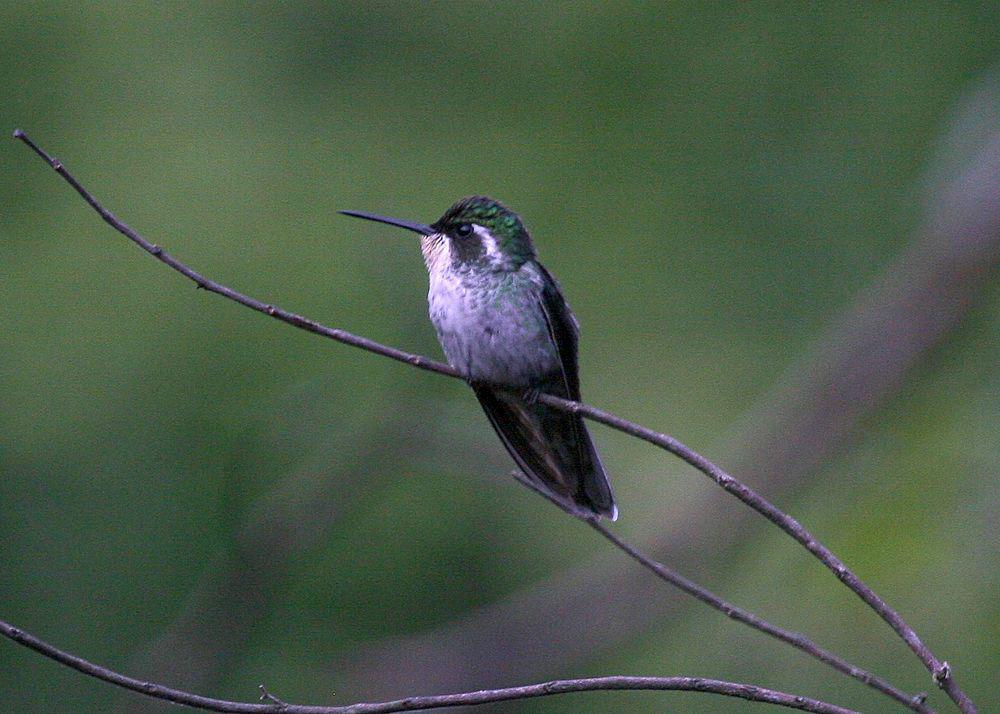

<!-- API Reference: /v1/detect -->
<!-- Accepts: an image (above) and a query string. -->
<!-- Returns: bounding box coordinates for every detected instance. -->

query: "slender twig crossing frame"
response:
[507,472,935,713]
[9,130,977,714]
[0,619,859,714]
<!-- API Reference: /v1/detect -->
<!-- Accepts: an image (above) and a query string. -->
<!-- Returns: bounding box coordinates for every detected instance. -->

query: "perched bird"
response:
[341,196,617,520]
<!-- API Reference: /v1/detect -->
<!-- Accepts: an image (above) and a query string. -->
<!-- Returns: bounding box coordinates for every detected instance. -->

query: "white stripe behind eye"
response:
[472,224,502,260]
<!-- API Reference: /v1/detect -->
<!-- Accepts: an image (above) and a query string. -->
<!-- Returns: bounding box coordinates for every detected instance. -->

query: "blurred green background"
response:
[2,3,998,712]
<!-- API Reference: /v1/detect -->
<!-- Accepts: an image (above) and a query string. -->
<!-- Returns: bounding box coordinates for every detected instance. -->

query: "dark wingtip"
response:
[582,496,618,521]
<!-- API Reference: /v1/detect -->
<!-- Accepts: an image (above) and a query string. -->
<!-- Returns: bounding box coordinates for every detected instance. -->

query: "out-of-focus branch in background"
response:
[12,127,967,712]
[336,71,999,709]
[9,69,994,714]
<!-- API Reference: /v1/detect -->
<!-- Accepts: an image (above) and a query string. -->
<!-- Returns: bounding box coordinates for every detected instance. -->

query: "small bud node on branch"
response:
[934,662,951,685]
[258,683,288,706]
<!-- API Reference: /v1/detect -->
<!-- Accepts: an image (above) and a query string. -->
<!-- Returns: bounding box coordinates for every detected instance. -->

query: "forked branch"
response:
[507,472,934,713]
[10,130,976,713]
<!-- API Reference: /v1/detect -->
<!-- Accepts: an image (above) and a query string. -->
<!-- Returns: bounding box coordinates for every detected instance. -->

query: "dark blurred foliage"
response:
[1,3,997,712]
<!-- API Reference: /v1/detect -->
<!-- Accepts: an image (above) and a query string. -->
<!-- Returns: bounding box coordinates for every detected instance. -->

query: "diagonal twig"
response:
[508,471,934,713]
[12,129,978,713]
[345,100,1000,709]
[0,618,860,714]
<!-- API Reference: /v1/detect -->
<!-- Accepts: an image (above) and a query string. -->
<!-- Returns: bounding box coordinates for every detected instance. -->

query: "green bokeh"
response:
[2,3,997,712]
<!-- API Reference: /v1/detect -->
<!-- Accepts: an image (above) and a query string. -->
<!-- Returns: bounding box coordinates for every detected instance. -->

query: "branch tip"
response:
[14,129,59,169]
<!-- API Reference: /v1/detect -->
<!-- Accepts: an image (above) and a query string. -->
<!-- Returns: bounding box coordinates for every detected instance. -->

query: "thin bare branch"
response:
[0,619,858,714]
[509,472,934,713]
[346,98,1000,709]
[12,129,978,713]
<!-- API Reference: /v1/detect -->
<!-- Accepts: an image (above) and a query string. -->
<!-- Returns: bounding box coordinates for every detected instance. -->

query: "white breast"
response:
[426,261,559,386]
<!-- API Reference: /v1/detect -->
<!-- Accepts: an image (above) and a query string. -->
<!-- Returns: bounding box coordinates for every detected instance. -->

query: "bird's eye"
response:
[455,223,473,238]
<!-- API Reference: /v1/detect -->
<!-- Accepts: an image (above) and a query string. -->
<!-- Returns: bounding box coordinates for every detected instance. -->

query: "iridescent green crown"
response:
[434,196,528,244]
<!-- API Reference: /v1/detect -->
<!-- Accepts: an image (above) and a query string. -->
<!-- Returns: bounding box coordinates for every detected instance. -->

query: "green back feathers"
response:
[433,196,536,263]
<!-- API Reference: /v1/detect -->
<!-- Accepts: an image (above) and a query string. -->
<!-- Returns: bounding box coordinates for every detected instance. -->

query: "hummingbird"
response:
[340,196,618,520]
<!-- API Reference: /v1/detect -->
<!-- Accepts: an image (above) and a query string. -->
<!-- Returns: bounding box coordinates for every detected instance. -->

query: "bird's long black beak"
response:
[338,210,435,236]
